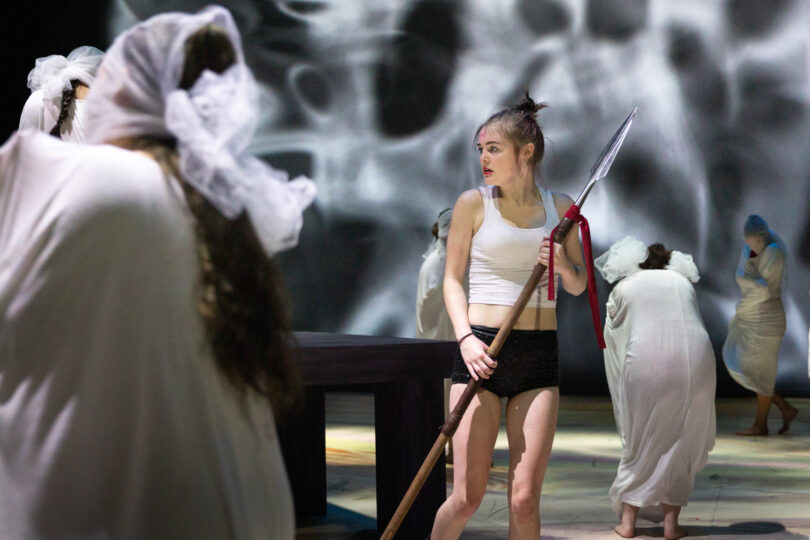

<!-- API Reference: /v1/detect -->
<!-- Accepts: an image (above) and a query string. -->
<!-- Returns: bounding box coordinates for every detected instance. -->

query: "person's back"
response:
[611,269,708,337]
[605,268,715,433]
[0,130,294,539]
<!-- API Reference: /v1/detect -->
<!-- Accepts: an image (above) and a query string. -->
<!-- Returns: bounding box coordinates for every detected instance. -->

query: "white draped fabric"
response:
[601,266,716,520]
[722,243,786,396]
[18,90,56,134]
[416,210,454,340]
[416,249,454,340]
[19,46,104,142]
[0,130,294,538]
[84,6,315,258]
[19,93,88,142]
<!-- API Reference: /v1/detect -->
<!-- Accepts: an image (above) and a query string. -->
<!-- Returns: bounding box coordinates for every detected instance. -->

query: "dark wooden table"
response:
[278,332,457,540]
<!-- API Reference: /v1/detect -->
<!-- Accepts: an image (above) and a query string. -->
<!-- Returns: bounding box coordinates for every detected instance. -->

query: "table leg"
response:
[374,378,446,539]
[278,386,326,518]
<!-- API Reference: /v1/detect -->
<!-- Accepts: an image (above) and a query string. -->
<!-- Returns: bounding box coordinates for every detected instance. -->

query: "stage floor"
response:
[296,393,810,540]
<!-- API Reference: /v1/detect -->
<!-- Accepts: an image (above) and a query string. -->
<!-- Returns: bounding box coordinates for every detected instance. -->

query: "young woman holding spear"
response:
[430,95,589,539]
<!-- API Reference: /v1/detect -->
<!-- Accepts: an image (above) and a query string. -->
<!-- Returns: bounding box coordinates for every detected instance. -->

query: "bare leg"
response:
[430,384,501,540]
[736,394,770,436]
[771,392,799,434]
[614,503,638,538]
[504,387,559,540]
[662,504,687,540]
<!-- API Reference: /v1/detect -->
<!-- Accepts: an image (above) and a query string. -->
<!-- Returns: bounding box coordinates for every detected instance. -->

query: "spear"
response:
[380,107,637,540]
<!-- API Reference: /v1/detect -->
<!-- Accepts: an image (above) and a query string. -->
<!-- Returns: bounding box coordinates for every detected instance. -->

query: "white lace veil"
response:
[26,46,105,121]
[666,250,700,283]
[595,235,700,284]
[84,6,316,257]
[595,236,647,283]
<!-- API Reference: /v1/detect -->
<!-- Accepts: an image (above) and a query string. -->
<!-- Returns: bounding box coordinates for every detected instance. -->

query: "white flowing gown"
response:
[722,244,786,396]
[0,131,294,539]
[604,269,716,520]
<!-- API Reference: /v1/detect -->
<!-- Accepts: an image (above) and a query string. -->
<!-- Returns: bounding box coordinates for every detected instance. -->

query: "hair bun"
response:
[639,243,672,270]
[513,92,548,120]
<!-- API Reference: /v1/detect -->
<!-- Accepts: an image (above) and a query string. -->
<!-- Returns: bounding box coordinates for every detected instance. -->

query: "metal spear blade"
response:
[590,107,637,181]
[575,107,637,207]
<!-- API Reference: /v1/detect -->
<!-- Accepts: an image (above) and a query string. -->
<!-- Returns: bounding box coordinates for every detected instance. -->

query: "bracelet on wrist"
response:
[457,332,474,345]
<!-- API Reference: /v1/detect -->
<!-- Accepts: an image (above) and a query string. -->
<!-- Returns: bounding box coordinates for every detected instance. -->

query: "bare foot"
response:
[665,525,688,540]
[778,407,798,435]
[736,425,768,436]
[614,524,635,538]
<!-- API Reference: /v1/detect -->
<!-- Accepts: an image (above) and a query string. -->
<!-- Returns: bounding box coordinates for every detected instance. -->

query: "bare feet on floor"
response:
[778,407,798,434]
[665,525,688,540]
[736,425,768,436]
[614,524,635,538]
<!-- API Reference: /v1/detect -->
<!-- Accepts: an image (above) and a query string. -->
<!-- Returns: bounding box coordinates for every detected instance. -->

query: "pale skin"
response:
[74,83,90,100]
[615,503,687,540]
[430,127,587,540]
[735,234,799,437]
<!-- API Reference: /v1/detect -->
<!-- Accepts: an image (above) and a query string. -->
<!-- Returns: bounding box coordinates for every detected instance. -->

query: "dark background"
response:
[3,0,809,397]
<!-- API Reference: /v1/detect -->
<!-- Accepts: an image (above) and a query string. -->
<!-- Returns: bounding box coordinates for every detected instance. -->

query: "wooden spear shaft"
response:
[379,215,576,540]
[380,107,636,540]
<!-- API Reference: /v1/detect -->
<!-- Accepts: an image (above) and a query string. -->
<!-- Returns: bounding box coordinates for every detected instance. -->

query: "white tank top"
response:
[468,185,560,308]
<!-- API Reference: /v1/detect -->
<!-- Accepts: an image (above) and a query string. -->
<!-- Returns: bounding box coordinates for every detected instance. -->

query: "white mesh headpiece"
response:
[85,6,242,143]
[595,236,647,283]
[596,235,700,284]
[27,46,105,119]
[84,6,316,256]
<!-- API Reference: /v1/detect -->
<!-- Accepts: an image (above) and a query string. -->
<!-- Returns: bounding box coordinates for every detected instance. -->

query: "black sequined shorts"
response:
[451,325,559,399]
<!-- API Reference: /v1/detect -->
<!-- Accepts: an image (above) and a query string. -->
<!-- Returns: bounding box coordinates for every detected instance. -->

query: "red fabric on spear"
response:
[547,204,605,349]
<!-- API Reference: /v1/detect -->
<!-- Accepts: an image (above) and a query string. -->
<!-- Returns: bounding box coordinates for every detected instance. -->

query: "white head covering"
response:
[84,6,316,257]
[595,236,647,283]
[26,46,105,121]
[595,235,699,284]
[422,208,452,259]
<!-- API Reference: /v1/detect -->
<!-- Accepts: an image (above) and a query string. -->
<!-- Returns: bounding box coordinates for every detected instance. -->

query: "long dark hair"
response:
[639,243,672,270]
[474,92,548,171]
[135,25,301,415]
[50,80,81,138]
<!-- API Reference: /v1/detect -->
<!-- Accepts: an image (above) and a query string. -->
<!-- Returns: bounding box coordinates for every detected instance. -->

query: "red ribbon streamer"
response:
[547,205,606,349]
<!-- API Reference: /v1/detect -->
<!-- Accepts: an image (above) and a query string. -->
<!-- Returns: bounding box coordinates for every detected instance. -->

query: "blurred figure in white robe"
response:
[416,207,454,341]
[416,207,458,461]
[723,215,799,436]
[596,236,716,540]
[0,7,315,539]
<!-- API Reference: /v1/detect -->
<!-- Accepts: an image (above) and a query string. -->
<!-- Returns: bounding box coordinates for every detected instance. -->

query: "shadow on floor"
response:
[636,521,808,538]
[347,531,376,540]
[296,503,376,540]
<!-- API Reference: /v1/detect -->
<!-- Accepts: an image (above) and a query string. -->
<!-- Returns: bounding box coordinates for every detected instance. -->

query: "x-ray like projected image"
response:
[115,0,810,393]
